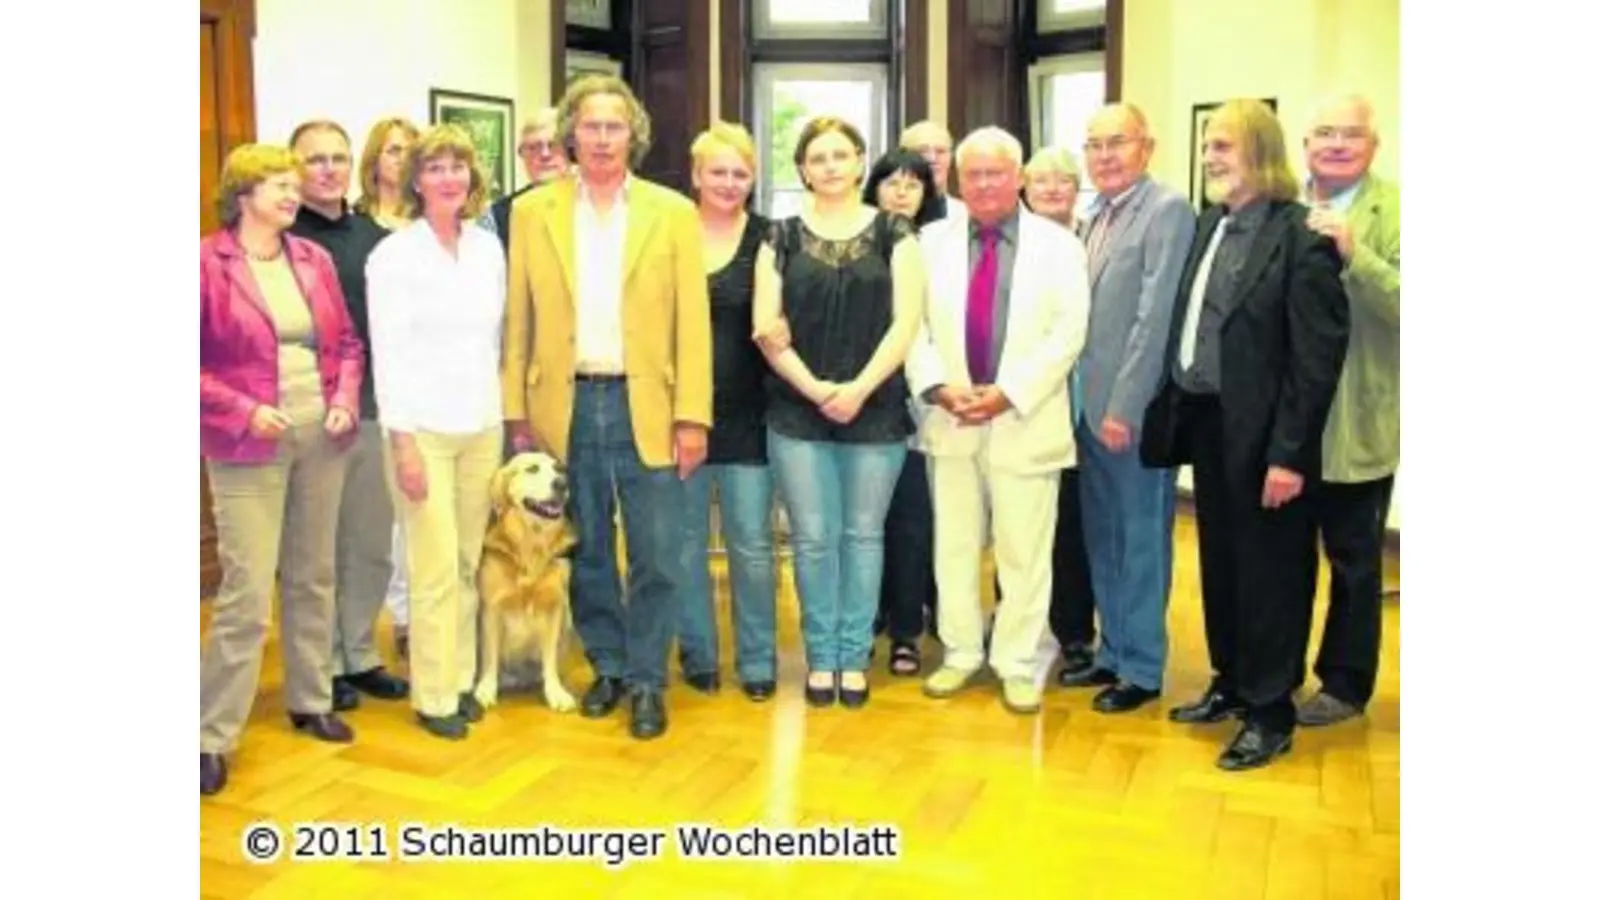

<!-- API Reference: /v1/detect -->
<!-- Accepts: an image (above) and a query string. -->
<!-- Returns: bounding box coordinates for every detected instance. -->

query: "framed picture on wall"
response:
[429,88,516,201]
[566,0,611,30]
[1190,97,1278,212]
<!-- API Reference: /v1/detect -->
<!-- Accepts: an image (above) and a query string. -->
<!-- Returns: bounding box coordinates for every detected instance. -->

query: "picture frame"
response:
[566,0,611,30]
[565,49,624,85]
[1190,97,1278,212]
[428,88,515,201]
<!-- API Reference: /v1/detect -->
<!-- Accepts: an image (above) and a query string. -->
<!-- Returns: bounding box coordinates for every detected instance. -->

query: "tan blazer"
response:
[500,175,712,468]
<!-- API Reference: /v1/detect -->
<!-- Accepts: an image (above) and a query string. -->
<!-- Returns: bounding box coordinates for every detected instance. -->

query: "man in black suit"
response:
[1139,99,1349,771]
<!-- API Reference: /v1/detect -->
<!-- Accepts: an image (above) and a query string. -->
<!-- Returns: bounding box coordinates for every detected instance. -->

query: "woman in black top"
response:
[753,118,927,708]
[677,123,779,702]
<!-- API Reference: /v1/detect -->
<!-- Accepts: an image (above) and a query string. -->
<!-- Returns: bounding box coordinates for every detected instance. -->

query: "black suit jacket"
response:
[1140,200,1349,481]
[488,183,535,257]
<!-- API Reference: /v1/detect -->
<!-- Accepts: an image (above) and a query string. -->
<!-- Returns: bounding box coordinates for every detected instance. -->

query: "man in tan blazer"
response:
[501,75,712,740]
[1298,93,1400,726]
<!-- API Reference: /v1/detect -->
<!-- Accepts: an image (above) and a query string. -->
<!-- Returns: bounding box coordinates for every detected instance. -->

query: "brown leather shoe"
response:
[289,712,354,743]
[200,753,227,796]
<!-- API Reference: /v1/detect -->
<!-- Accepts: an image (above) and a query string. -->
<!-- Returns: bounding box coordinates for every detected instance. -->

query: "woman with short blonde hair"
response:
[1022,145,1083,230]
[366,124,506,740]
[200,143,366,795]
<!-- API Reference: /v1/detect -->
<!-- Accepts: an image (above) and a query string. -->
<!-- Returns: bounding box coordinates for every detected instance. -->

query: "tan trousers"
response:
[383,427,500,718]
[200,420,349,754]
[331,422,395,676]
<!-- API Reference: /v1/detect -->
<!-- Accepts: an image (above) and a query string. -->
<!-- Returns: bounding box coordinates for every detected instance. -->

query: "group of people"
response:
[199,71,1398,796]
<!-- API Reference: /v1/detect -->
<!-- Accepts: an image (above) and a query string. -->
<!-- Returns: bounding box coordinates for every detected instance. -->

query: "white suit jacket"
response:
[906,206,1090,474]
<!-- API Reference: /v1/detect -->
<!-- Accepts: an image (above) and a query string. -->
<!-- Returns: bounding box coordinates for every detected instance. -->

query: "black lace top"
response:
[706,213,770,464]
[764,210,917,444]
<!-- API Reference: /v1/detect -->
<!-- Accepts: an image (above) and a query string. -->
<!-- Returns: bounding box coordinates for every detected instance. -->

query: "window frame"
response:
[752,61,892,216]
[752,0,889,41]
[1036,0,1107,33]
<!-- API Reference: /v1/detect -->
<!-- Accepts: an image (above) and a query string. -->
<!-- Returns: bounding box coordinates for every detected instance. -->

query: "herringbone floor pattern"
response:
[199,511,1400,899]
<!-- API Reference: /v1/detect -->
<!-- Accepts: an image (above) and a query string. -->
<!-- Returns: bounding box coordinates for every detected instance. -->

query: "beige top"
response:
[248,255,324,426]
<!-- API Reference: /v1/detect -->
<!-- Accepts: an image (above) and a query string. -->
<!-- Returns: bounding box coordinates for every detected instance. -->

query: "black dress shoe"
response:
[804,673,837,707]
[1218,721,1293,771]
[1169,686,1247,724]
[1058,643,1095,677]
[1058,666,1118,688]
[839,678,870,709]
[345,667,410,700]
[629,689,667,740]
[1093,682,1160,714]
[332,678,360,711]
[200,753,227,796]
[581,677,626,718]
[684,672,720,695]
[741,680,777,702]
[289,712,354,743]
[417,712,468,740]
[458,692,484,723]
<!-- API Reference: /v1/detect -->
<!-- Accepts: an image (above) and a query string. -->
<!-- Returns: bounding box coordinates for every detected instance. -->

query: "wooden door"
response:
[200,0,256,598]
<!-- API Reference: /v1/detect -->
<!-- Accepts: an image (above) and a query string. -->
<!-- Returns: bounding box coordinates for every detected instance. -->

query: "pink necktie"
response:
[967,227,1000,385]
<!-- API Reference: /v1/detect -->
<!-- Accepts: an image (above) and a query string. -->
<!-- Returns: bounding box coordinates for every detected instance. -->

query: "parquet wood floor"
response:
[199,511,1400,899]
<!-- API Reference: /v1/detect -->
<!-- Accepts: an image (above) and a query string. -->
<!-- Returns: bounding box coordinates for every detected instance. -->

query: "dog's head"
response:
[490,452,569,522]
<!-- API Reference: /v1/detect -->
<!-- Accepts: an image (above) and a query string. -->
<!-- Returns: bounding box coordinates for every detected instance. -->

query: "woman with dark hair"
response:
[860,148,940,677]
[862,149,939,229]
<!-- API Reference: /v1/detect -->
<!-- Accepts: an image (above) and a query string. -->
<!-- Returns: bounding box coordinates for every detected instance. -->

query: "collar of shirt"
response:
[1087,174,1150,221]
[294,200,353,231]
[1305,175,1364,214]
[1223,196,1271,233]
[968,206,1020,244]
[578,172,634,209]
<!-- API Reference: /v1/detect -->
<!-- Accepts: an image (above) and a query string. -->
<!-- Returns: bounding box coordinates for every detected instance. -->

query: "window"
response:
[754,0,887,40]
[1028,52,1106,216]
[1038,0,1107,33]
[753,63,889,217]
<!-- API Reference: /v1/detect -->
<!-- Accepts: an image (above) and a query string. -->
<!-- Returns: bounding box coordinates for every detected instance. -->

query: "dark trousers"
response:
[879,450,936,643]
[1182,392,1319,732]
[1050,467,1097,648]
[567,380,685,692]
[1311,476,1395,707]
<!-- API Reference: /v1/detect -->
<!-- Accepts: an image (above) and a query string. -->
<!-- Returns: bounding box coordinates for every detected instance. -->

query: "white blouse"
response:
[366,218,506,435]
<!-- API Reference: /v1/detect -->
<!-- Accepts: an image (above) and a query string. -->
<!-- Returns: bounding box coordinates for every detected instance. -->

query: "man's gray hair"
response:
[954,126,1024,167]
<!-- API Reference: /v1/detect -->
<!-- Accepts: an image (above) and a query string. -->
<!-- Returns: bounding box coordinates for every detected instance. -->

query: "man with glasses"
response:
[288,119,410,709]
[1058,104,1194,713]
[1297,94,1400,727]
[485,109,571,254]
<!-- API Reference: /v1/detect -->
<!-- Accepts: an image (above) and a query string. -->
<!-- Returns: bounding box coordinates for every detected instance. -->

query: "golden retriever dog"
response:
[475,451,579,713]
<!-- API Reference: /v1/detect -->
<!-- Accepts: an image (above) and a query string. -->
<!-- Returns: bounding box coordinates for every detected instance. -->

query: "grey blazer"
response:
[1077,177,1196,439]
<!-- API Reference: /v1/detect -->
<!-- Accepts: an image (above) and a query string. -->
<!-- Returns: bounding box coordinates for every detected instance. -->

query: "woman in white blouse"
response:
[366,124,506,740]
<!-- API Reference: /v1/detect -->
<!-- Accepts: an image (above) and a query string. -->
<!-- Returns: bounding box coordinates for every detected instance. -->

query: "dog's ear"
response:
[488,464,515,515]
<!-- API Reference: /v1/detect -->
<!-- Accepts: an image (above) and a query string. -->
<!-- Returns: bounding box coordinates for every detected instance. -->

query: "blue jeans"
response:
[678,464,778,683]
[767,428,906,673]
[568,380,685,692]
[1077,419,1178,690]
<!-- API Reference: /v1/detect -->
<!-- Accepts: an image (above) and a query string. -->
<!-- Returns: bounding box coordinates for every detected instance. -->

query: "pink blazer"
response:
[200,229,365,464]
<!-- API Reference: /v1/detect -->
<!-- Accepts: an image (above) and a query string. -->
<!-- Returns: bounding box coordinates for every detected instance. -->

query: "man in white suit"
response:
[908,126,1091,714]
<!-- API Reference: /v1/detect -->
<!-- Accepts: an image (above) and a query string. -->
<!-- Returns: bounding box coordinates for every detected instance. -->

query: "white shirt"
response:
[366,218,506,435]
[1178,216,1230,371]
[574,176,631,373]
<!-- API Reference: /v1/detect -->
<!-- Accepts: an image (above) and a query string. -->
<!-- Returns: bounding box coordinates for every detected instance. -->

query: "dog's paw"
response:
[544,684,578,713]
[473,681,500,710]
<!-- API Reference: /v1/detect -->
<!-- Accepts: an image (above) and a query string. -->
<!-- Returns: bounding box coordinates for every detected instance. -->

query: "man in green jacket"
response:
[1298,94,1400,726]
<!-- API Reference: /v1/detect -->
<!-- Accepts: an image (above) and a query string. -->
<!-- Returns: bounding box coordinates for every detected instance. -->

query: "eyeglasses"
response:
[519,140,559,156]
[301,153,351,169]
[1310,126,1371,144]
[1083,135,1144,156]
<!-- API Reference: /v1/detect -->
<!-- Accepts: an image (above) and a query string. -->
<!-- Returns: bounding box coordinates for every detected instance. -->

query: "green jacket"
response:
[1319,175,1400,483]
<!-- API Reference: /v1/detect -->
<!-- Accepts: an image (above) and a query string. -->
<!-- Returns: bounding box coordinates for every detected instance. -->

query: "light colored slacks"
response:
[929,437,1061,681]
[200,420,348,753]
[383,427,499,717]
[331,422,395,675]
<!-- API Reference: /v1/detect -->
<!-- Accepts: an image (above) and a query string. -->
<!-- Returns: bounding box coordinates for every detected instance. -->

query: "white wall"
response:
[1120,0,1401,530]
[254,0,552,194]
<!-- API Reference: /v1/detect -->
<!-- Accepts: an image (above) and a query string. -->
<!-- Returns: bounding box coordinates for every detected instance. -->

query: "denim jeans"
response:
[678,464,778,683]
[766,428,906,673]
[568,380,685,692]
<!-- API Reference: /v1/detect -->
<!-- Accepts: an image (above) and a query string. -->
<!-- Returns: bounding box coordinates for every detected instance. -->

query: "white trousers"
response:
[384,524,409,627]
[930,446,1061,681]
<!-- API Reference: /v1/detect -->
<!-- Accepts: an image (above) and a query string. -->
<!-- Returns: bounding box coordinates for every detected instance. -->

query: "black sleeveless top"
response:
[706,213,769,464]
[764,209,917,444]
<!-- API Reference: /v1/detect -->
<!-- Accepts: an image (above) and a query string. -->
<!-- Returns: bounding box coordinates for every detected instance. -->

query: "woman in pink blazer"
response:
[200,143,364,797]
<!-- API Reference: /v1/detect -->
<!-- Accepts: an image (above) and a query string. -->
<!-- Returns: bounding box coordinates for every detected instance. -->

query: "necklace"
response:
[244,242,283,262]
